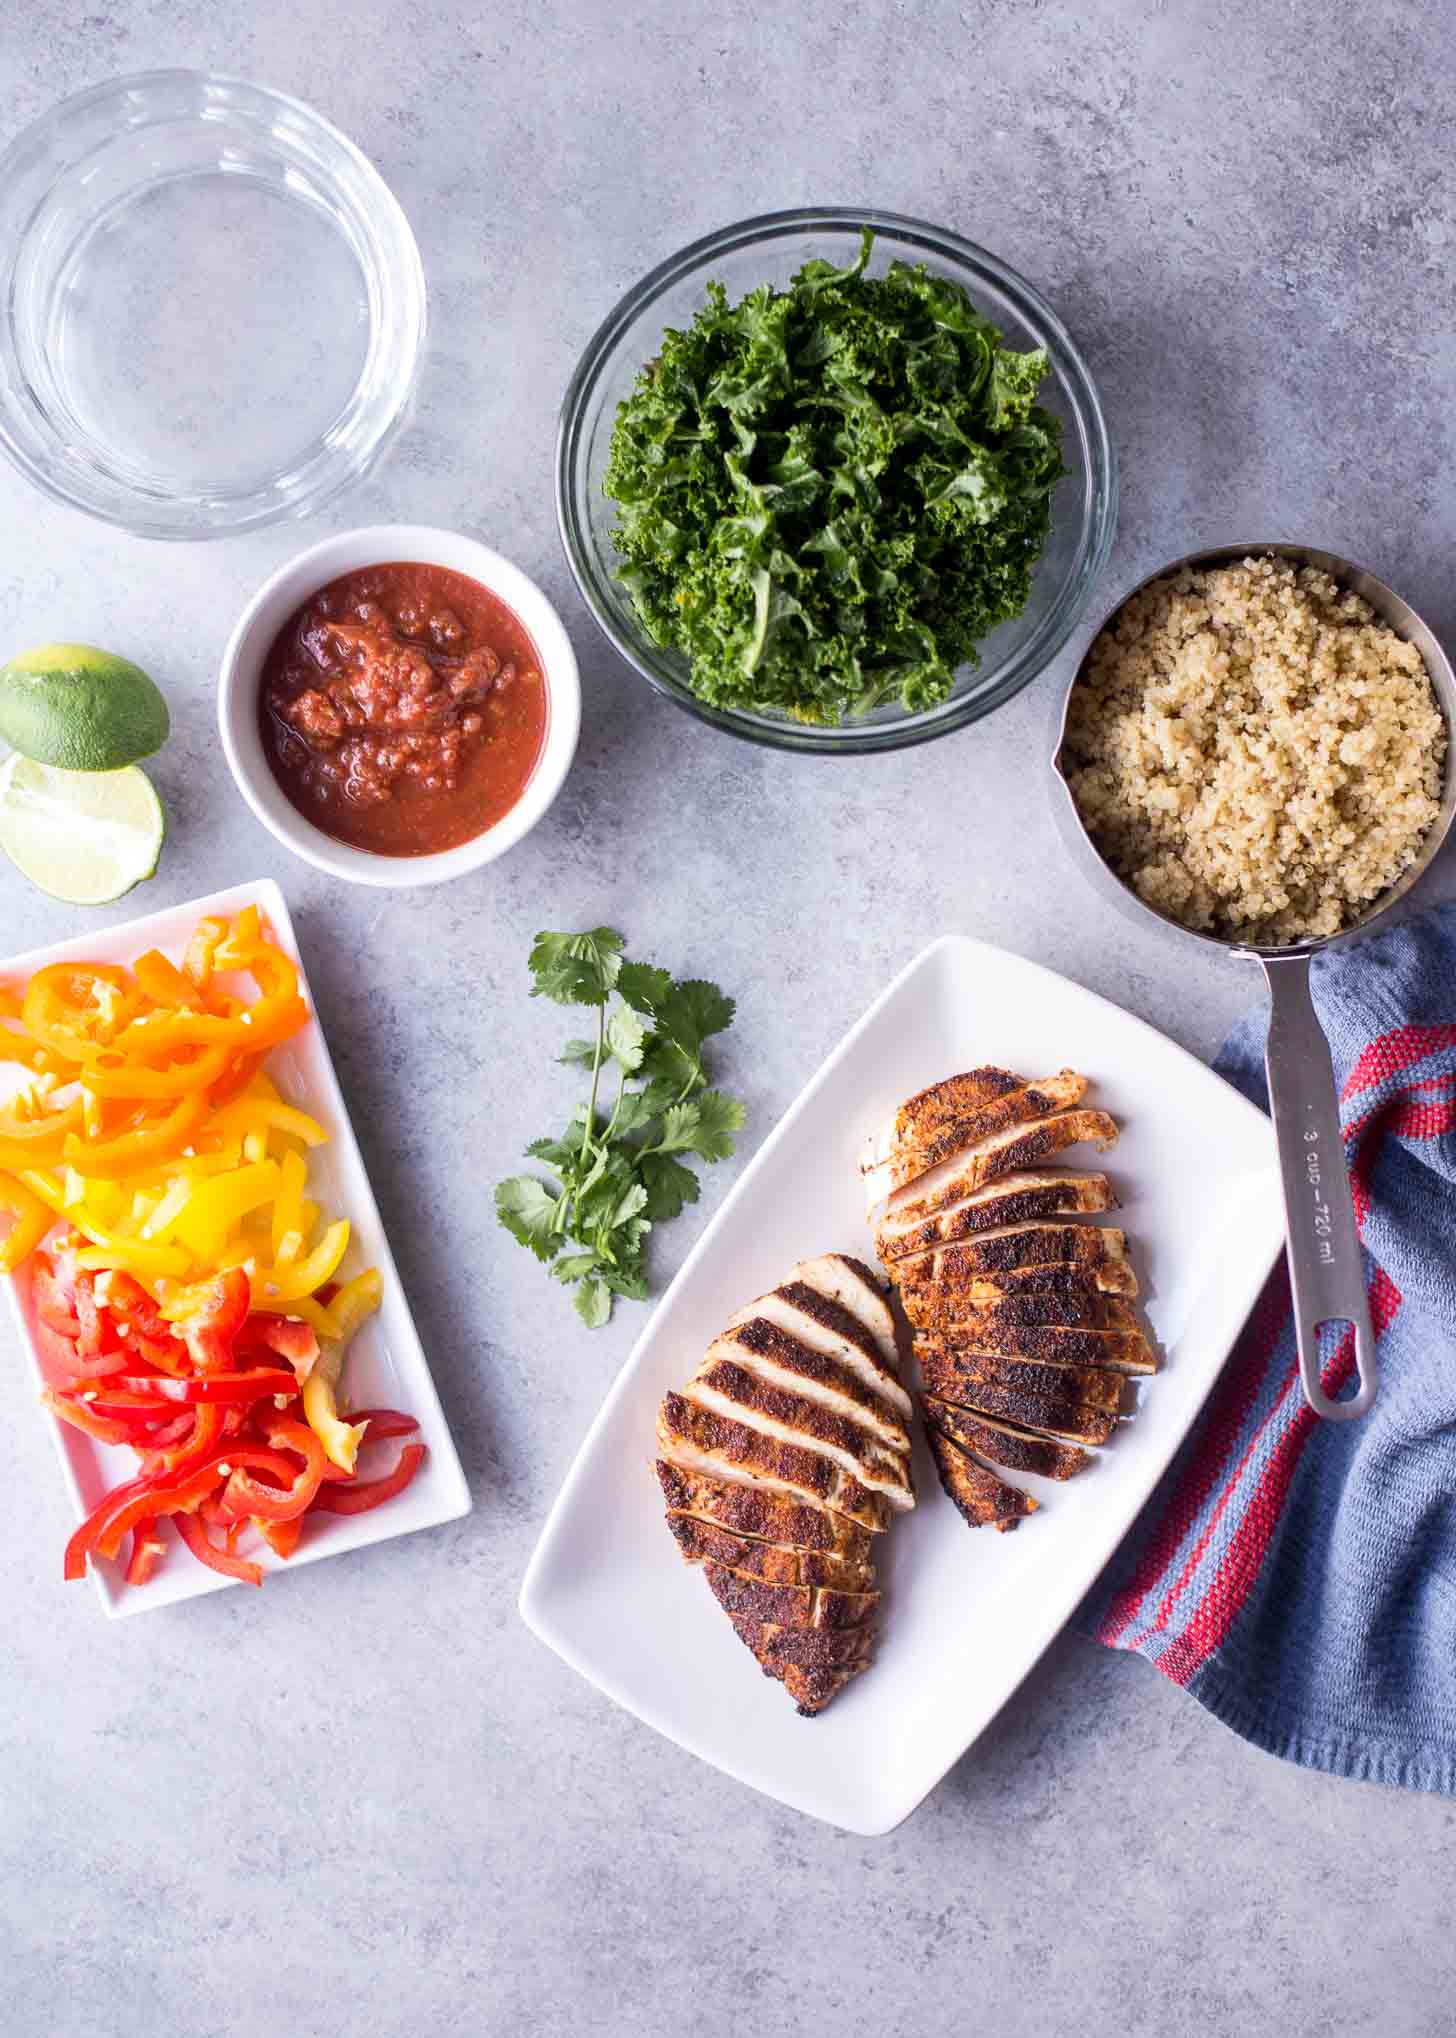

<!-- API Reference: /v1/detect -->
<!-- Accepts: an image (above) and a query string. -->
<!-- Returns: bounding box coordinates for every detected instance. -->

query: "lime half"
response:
[0,754,165,904]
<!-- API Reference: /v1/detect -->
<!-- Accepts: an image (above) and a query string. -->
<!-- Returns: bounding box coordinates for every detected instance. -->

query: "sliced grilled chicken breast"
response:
[917,1320,1157,1375]
[919,1372,1120,1446]
[686,1360,915,1507]
[899,1285,1144,1336]
[789,1254,900,1374]
[663,1509,875,1591]
[871,1110,1120,1221]
[728,1616,876,1716]
[921,1397,1092,1481]
[876,1172,1119,1258]
[708,1321,911,1454]
[925,1427,1038,1532]
[703,1562,879,1632]
[883,1217,1131,1282]
[725,1281,913,1421]
[919,1348,1125,1414]
[654,1461,874,1560]
[657,1393,891,1533]
[859,1068,1089,1185]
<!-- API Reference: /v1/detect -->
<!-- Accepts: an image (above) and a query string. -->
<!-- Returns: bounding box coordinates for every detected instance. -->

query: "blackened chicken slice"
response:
[876,1173,1119,1259]
[925,1427,1039,1533]
[887,1222,1135,1293]
[686,1360,915,1509]
[899,1284,1144,1337]
[917,1319,1157,1375]
[663,1508,876,1592]
[653,1461,874,1562]
[724,1280,912,1421]
[788,1254,902,1378]
[872,1111,1120,1222]
[707,1320,912,1455]
[921,1397,1092,1481]
[918,1347,1126,1414]
[703,1561,879,1633]
[859,1068,1089,1191]
[656,1394,891,1534]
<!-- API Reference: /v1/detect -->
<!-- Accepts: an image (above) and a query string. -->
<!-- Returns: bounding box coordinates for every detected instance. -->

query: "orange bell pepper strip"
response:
[22,964,135,1063]
[62,1090,207,1179]
[0,990,59,1076]
[0,1171,52,1273]
[133,948,205,1011]
[0,1097,84,1172]
[80,1042,232,1100]
[183,916,230,987]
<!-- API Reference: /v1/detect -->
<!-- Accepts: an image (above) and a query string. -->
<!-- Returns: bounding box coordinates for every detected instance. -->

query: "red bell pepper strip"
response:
[312,1442,426,1515]
[43,1388,152,1449]
[239,1314,319,1381]
[223,1416,324,1523]
[31,1252,81,1337]
[255,1515,303,1560]
[346,1408,420,1439]
[98,1368,294,1406]
[93,1446,299,1564]
[170,1267,251,1373]
[64,1474,154,1581]
[138,1399,226,1479]
[175,1511,263,1586]
[125,1523,168,1586]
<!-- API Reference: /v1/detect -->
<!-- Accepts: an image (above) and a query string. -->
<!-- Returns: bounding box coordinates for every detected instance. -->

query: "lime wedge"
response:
[0,754,165,904]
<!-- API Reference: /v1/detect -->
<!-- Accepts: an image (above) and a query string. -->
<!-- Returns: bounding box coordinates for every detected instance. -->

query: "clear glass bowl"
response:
[0,72,426,540]
[557,207,1117,753]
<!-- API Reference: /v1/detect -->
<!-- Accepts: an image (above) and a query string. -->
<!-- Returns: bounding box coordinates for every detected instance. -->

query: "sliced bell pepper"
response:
[65,1474,153,1580]
[174,1512,264,1585]
[301,1372,368,1473]
[224,1415,324,1522]
[159,1266,251,1370]
[0,1171,51,1273]
[22,963,134,1063]
[43,1387,152,1447]
[79,1042,230,1099]
[170,1160,280,1264]
[182,916,230,988]
[97,1366,294,1406]
[62,1090,207,1180]
[345,1408,420,1440]
[92,1445,299,1564]
[0,1096,84,1171]
[133,948,206,1012]
[254,1220,349,1306]
[138,1399,226,1479]
[239,1313,318,1381]
[313,1442,426,1514]
[255,1515,302,1560]
[125,1522,169,1586]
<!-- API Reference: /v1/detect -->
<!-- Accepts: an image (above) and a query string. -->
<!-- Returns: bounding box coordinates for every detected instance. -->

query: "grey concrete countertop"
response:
[3,4,1454,2034]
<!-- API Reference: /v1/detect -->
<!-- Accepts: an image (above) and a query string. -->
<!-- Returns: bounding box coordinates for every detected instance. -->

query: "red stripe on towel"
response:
[1340,1024,1456,1104]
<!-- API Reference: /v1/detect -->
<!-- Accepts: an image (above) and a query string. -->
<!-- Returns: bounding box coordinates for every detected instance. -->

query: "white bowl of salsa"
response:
[218,525,581,887]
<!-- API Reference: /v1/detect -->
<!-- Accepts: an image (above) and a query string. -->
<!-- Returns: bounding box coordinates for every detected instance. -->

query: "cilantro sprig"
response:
[495,928,746,1327]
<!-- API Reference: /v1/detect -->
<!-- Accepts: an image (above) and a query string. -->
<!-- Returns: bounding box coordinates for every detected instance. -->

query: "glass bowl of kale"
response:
[557,208,1116,754]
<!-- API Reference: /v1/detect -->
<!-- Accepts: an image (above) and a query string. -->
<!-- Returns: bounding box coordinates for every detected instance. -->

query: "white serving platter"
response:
[519,935,1284,1834]
[2,878,470,1617]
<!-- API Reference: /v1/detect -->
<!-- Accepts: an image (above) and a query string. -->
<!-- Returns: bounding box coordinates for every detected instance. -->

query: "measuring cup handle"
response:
[1261,955,1378,1420]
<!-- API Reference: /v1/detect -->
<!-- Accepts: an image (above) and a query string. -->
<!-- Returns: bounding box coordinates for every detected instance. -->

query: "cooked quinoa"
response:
[1062,555,1447,945]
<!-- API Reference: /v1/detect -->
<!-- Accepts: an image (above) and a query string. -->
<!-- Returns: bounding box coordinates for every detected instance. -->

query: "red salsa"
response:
[259,562,548,856]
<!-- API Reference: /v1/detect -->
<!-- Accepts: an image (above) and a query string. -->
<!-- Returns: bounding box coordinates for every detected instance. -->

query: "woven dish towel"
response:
[1079,901,1456,1792]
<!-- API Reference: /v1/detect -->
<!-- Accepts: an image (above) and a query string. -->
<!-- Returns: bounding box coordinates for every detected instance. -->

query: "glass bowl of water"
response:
[0,72,426,539]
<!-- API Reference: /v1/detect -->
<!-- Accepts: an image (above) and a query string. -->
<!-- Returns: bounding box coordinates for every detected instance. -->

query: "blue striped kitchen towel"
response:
[1078,901,1456,1792]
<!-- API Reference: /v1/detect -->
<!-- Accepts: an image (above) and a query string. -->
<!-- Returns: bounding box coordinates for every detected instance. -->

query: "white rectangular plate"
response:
[520,935,1284,1834]
[3,879,470,1617]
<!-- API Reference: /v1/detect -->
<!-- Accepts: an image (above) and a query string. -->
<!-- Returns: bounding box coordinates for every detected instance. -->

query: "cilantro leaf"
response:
[637,1150,701,1222]
[685,1089,747,1161]
[495,1176,561,1261]
[574,1276,612,1328]
[528,928,625,1007]
[605,1004,649,1073]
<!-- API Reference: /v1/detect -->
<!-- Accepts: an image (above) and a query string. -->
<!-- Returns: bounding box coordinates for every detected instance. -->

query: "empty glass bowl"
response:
[0,72,426,539]
[557,207,1117,753]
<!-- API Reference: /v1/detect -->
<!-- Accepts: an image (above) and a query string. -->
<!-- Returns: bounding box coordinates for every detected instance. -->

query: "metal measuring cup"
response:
[1051,543,1456,1421]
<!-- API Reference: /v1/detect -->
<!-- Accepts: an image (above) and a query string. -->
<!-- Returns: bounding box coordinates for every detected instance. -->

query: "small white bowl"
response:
[218,524,581,887]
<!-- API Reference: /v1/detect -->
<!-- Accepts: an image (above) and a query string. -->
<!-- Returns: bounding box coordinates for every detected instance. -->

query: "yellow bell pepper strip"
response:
[252,1220,350,1306]
[80,1042,231,1100]
[70,1234,193,1280]
[170,1159,280,1265]
[62,1090,207,1180]
[209,1096,326,1150]
[0,1096,84,1171]
[133,949,205,1012]
[270,1148,307,1263]
[0,1171,52,1272]
[302,1367,367,1472]
[248,1293,340,1339]
[22,964,135,1063]
[322,1268,383,1345]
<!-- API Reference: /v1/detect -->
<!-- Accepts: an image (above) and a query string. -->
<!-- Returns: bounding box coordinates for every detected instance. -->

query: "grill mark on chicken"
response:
[663,1509,876,1590]
[687,1361,915,1505]
[860,1068,1088,1187]
[917,1320,1156,1375]
[925,1427,1039,1532]
[899,1285,1144,1335]
[657,1393,891,1533]
[876,1173,1119,1257]
[703,1562,880,1632]
[654,1461,874,1559]
[726,1282,913,1420]
[709,1320,911,1453]
[921,1397,1092,1480]
[877,1110,1120,1222]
